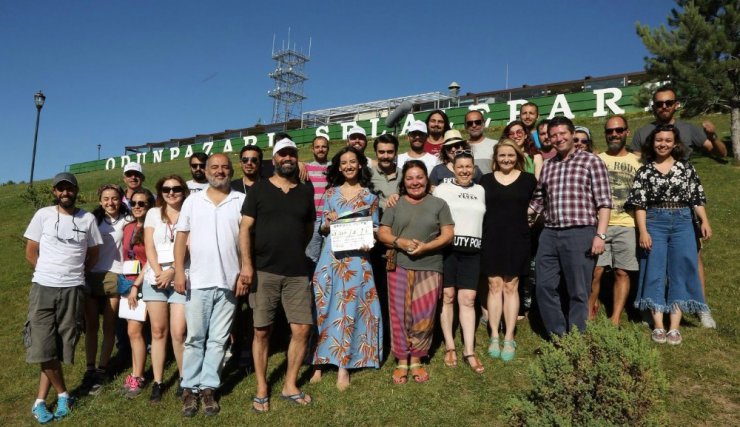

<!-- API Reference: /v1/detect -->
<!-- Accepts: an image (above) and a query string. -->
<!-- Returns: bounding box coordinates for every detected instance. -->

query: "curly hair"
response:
[642,124,688,163]
[325,146,374,190]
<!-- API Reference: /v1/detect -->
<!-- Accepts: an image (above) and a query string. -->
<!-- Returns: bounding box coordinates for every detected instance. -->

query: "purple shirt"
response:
[529,149,612,228]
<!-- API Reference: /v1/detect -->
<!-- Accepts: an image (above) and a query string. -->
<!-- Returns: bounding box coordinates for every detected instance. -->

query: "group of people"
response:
[23,85,724,422]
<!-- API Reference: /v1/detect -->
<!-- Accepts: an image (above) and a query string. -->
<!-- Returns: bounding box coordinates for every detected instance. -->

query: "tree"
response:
[636,0,740,162]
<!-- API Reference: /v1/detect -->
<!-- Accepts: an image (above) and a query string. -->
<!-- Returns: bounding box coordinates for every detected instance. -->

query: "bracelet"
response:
[392,237,400,248]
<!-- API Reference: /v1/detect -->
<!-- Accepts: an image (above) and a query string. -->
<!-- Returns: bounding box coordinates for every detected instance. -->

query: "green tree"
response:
[636,0,739,161]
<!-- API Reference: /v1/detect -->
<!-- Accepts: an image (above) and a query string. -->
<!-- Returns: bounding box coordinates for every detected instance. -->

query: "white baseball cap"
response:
[123,162,144,176]
[408,120,428,134]
[348,126,367,138]
[273,138,298,156]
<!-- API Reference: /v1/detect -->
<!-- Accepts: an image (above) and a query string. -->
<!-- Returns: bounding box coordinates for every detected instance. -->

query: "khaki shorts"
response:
[24,283,84,364]
[86,271,119,297]
[596,226,639,271]
[249,271,313,328]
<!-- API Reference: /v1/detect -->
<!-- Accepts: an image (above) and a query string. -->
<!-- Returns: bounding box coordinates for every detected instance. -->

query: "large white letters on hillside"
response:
[548,94,575,119]
[507,99,528,123]
[593,88,625,117]
[169,147,180,160]
[243,135,258,146]
[316,126,329,139]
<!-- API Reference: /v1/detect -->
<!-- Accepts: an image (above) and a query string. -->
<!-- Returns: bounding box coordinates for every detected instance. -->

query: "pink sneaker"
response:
[121,374,145,399]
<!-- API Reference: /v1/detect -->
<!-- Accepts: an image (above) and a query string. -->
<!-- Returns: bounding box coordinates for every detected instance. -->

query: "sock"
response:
[58,392,69,398]
[33,399,45,409]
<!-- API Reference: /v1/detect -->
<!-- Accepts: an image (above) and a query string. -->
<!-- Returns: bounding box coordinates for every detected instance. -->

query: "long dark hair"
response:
[642,125,688,163]
[325,146,374,190]
[501,120,539,157]
[93,184,131,225]
[155,175,190,223]
[398,160,431,196]
[129,188,155,245]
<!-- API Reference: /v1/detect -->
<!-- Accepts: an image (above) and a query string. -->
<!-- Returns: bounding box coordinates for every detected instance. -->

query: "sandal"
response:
[409,364,430,383]
[488,337,501,359]
[463,354,485,374]
[392,365,409,385]
[443,349,457,367]
[501,340,517,362]
[252,396,270,414]
[280,391,311,406]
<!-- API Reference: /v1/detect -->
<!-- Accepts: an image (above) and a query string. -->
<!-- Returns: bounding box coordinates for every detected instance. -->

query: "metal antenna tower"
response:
[268,29,311,124]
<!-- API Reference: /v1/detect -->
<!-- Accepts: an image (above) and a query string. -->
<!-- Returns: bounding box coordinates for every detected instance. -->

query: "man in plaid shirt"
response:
[529,116,612,337]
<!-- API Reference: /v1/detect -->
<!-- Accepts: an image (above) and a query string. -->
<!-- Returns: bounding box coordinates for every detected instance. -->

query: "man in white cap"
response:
[239,137,316,413]
[346,126,369,155]
[397,120,440,173]
[122,162,146,207]
[24,172,103,423]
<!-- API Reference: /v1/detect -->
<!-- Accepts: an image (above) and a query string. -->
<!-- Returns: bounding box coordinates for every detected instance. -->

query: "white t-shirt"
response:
[24,206,103,287]
[397,152,440,175]
[92,215,128,273]
[178,190,245,290]
[432,182,486,252]
[144,207,189,283]
[469,137,498,174]
[186,180,209,193]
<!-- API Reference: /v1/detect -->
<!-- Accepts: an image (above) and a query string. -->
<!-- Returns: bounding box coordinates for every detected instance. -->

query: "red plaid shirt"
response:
[529,150,612,228]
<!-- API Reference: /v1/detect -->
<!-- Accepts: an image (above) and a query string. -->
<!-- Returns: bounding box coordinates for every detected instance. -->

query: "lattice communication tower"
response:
[268,31,311,124]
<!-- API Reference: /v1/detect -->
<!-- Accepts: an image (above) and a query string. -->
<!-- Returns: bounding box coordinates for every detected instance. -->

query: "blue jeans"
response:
[305,219,324,263]
[634,208,707,313]
[181,288,236,390]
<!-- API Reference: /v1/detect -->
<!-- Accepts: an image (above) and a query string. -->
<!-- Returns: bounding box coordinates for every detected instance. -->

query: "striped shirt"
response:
[306,161,329,219]
[529,149,612,228]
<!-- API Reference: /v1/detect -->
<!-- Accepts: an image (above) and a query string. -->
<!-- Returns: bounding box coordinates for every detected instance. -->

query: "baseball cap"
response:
[574,126,592,140]
[273,138,298,156]
[123,162,144,176]
[52,172,78,188]
[443,130,465,145]
[408,120,428,134]
[347,126,367,138]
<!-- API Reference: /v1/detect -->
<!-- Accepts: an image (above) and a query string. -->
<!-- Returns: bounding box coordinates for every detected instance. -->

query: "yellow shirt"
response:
[598,152,642,227]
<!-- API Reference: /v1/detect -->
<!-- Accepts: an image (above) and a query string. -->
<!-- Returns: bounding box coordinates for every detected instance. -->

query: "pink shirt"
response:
[306,161,329,219]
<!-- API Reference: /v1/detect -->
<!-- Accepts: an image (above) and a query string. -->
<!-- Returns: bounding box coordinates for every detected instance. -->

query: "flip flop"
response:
[252,396,269,414]
[409,363,430,383]
[280,391,312,406]
[392,365,409,385]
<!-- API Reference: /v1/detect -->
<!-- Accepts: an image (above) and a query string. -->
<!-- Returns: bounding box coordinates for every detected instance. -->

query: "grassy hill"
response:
[0,112,737,425]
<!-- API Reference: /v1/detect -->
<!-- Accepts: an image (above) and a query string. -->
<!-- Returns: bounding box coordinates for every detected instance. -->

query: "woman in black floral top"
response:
[625,125,712,345]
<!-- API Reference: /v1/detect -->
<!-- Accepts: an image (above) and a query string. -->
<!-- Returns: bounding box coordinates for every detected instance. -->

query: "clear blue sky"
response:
[1,0,677,183]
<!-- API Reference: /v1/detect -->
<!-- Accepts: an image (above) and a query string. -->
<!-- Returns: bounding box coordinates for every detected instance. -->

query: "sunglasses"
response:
[653,100,676,108]
[130,201,149,208]
[605,127,627,135]
[190,163,206,169]
[446,143,466,151]
[240,157,259,164]
[573,137,591,144]
[124,171,142,178]
[465,119,483,127]
[162,186,184,194]
[454,149,473,157]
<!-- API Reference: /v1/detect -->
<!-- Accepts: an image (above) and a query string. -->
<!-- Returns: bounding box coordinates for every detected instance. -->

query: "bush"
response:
[505,318,668,426]
[20,185,54,210]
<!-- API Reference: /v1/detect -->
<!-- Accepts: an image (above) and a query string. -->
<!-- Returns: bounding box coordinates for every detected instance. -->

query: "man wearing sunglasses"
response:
[590,115,641,326]
[397,120,440,173]
[631,85,726,158]
[187,152,210,193]
[24,172,103,423]
[122,162,147,208]
[465,110,498,174]
[230,145,263,194]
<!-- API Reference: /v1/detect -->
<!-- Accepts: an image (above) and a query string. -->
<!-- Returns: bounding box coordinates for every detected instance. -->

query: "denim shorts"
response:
[141,279,187,304]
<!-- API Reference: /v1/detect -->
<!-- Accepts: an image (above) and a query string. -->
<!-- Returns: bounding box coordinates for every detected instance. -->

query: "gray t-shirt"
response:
[469,137,498,174]
[369,165,401,210]
[380,195,454,272]
[631,121,706,160]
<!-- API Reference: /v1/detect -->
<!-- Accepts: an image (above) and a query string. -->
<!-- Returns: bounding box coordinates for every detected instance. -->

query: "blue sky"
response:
[1,0,677,183]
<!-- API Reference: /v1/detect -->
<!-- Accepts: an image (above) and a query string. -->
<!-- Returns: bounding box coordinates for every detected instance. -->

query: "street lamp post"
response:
[29,91,46,186]
[98,144,101,160]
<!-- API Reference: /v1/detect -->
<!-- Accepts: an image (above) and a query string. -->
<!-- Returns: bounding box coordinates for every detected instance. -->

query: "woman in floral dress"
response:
[312,146,382,390]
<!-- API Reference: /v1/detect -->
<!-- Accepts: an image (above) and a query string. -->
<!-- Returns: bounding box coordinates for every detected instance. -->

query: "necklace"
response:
[104,214,121,226]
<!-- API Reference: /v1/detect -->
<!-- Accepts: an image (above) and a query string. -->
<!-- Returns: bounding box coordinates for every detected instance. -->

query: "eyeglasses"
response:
[653,100,676,108]
[130,201,149,208]
[573,137,591,144]
[240,157,259,164]
[124,171,142,178]
[605,127,627,135]
[507,129,526,137]
[190,163,206,169]
[162,186,184,194]
[465,119,483,127]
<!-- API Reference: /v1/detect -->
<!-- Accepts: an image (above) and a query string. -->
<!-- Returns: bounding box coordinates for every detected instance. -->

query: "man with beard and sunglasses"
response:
[465,110,498,174]
[24,173,103,423]
[230,145,263,194]
[239,138,316,413]
[631,85,724,329]
[174,154,245,417]
[187,152,210,193]
[588,116,641,326]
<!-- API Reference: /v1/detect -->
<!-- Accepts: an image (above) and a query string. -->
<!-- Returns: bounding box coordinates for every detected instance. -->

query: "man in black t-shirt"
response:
[238,138,315,412]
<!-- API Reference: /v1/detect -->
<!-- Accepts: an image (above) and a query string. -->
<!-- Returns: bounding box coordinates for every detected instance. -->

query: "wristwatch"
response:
[596,233,607,240]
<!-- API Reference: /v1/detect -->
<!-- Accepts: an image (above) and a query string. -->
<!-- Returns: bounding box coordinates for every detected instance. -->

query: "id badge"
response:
[122,260,140,275]
[158,247,174,264]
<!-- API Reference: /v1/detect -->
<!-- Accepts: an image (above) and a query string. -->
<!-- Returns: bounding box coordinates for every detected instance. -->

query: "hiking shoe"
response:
[699,311,717,329]
[53,396,72,420]
[201,388,220,416]
[122,375,145,399]
[651,328,667,344]
[32,402,53,424]
[666,329,683,345]
[181,389,199,417]
[149,382,164,403]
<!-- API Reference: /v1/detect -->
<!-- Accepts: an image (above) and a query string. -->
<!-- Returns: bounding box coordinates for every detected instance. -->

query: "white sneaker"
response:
[699,311,717,329]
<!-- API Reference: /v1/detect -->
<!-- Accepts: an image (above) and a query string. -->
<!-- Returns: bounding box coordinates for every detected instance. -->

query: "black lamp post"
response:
[98,144,101,160]
[29,91,46,186]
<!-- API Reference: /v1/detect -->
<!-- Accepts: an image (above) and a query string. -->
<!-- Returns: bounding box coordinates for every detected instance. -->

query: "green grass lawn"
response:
[0,112,737,425]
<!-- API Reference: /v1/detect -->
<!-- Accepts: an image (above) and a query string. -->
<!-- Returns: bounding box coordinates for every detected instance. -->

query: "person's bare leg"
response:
[336,367,350,391]
[127,320,146,378]
[99,296,119,368]
[39,360,66,396]
[669,309,682,332]
[589,267,604,320]
[252,326,271,403]
[487,277,504,339]
[611,269,631,326]
[147,301,169,383]
[281,323,311,403]
[457,289,477,356]
[502,277,520,341]
[652,311,664,330]
[440,287,457,366]
[169,303,187,376]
